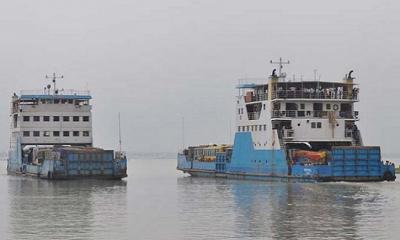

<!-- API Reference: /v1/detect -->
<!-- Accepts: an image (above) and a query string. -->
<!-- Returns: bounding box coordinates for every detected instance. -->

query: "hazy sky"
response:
[0,0,399,155]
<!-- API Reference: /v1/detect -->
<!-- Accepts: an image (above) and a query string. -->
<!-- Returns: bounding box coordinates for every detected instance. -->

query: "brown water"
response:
[0,158,399,240]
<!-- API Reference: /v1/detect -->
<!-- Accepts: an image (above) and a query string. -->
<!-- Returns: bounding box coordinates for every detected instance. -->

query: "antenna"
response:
[118,112,122,152]
[182,117,185,150]
[270,58,290,77]
[45,73,64,94]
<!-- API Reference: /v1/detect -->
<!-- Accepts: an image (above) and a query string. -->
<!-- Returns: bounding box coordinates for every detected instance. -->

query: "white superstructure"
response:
[10,76,93,147]
[235,59,361,151]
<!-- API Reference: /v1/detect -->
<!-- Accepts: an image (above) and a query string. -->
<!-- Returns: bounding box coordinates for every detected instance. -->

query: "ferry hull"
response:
[177,133,396,183]
[7,147,127,180]
[178,168,391,182]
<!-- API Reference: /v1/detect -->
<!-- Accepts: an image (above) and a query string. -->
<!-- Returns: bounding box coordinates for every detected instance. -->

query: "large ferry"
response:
[7,74,127,180]
[177,59,396,182]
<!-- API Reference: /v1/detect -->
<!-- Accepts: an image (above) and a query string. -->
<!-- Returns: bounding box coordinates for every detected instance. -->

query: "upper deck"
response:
[237,79,359,103]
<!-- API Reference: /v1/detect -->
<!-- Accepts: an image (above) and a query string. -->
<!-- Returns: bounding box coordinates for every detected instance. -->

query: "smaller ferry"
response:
[7,74,127,180]
[177,59,396,182]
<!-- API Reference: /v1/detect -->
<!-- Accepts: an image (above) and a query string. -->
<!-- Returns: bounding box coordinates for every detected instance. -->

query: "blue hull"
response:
[177,132,396,182]
[8,147,127,180]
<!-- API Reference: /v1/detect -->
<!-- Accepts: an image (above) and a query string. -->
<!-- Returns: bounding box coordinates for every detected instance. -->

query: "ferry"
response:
[7,74,127,180]
[177,59,396,182]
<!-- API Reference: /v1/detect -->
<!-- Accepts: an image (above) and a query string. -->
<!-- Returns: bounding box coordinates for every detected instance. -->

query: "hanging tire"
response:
[383,171,395,181]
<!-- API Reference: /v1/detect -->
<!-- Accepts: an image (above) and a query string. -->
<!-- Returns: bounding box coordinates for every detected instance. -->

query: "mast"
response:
[45,73,64,94]
[118,112,122,152]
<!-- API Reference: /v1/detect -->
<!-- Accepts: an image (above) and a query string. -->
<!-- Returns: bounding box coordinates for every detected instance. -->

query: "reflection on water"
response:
[177,177,400,240]
[1,159,399,240]
[7,176,127,240]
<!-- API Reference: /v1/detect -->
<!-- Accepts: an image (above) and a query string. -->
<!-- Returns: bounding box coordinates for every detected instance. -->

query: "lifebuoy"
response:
[333,104,339,111]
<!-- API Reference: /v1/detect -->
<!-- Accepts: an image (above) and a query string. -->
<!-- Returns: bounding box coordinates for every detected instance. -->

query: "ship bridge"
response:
[10,80,93,147]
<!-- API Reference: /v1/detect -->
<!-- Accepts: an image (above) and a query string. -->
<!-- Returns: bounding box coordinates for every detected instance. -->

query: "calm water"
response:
[0,158,399,240]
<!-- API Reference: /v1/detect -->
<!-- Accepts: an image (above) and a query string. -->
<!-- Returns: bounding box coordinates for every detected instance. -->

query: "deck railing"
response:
[272,110,358,119]
[271,90,358,100]
[20,89,90,96]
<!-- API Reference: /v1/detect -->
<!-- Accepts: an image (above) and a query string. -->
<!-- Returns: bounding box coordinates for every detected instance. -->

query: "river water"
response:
[0,158,399,240]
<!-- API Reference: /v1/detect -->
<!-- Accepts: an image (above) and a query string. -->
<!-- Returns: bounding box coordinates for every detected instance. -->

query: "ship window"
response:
[254,125,257,131]
[298,111,305,117]
[61,99,67,104]
[73,131,79,137]
[83,131,90,137]
[63,116,70,122]
[68,99,73,104]
[43,131,50,137]
[23,116,30,122]
[73,116,80,122]
[263,104,266,110]
[43,116,50,122]
[326,104,331,110]
[238,127,241,132]
[63,131,70,137]
[317,122,322,128]
[23,131,30,137]
[300,103,305,110]
[53,116,60,122]
[311,122,316,128]
[246,126,250,131]
[33,116,40,122]
[83,116,89,122]
[54,99,60,104]
[53,131,60,137]
[33,131,40,137]
[259,125,262,131]
[263,125,267,131]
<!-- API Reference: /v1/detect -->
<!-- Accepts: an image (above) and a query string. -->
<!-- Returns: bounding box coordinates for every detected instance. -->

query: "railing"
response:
[20,89,90,96]
[247,112,261,120]
[272,110,358,119]
[271,90,358,100]
[244,94,268,103]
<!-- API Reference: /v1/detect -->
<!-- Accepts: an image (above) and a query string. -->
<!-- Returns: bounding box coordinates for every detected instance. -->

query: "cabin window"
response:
[246,126,249,131]
[43,116,50,122]
[311,122,316,128]
[263,125,267,131]
[326,104,331,110]
[300,103,305,110]
[23,116,30,122]
[259,125,262,131]
[317,122,322,128]
[83,116,90,122]
[83,131,90,137]
[73,131,80,137]
[33,116,40,122]
[53,131,60,137]
[33,131,40,137]
[63,116,70,122]
[68,99,74,104]
[238,109,240,115]
[73,116,80,122]
[53,116,60,122]
[63,131,70,137]
[43,131,50,137]
[263,104,266,110]
[23,131,30,137]
[237,127,241,132]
